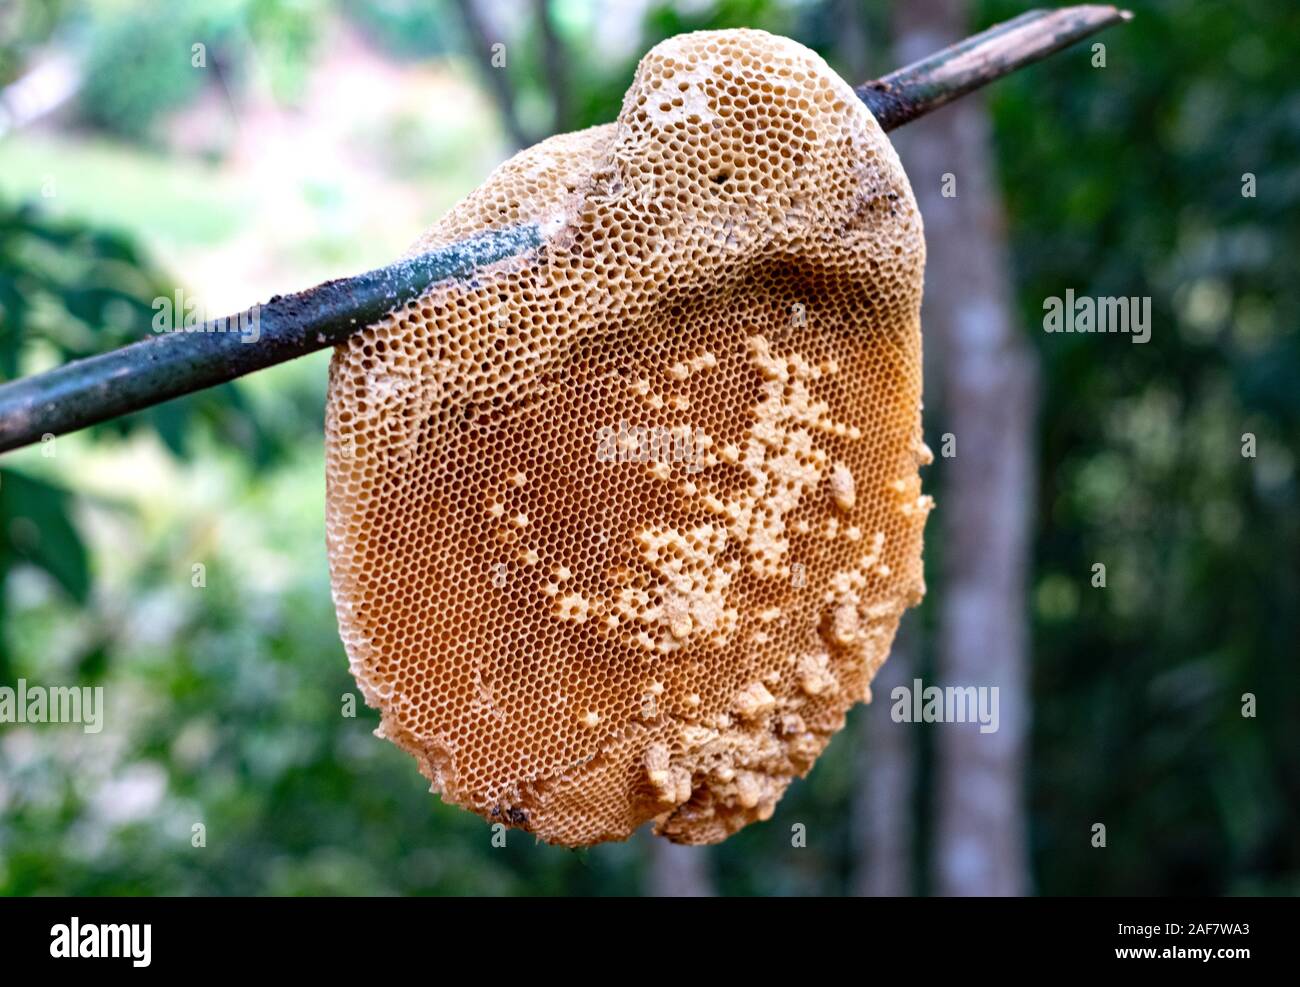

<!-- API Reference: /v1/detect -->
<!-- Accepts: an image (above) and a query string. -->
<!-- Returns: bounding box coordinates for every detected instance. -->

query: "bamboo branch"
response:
[0,5,1130,456]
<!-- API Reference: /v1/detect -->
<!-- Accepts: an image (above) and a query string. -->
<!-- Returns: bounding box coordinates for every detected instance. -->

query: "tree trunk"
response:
[851,618,917,896]
[645,838,715,897]
[450,0,535,150]
[532,0,571,133]
[891,0,1036,897]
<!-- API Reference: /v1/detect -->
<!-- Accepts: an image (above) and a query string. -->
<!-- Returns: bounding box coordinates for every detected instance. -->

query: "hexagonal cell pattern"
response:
[325,29,930,845]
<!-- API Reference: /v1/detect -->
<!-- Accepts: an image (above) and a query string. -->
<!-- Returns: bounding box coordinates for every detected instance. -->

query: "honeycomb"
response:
[324,29,930,846]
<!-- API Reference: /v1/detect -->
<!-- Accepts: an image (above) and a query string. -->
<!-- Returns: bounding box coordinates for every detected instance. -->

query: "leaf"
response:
[0,468,90,603]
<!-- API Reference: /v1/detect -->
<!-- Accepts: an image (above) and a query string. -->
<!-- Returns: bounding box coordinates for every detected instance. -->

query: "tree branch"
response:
[451,0,536,149]
[533,0,571,134]
[0,5,1131,455]
[856,4,1131,129]
[0,226,541,452]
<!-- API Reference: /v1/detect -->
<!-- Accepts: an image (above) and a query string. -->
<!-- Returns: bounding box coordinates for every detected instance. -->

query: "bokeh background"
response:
[0,0,1296,896]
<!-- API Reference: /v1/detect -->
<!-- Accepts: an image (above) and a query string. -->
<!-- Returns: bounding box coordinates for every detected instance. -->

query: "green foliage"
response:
[77,7,210,142]
[0,469,88,605]
[345,0,456,60]
[0,192,297,701]
[0,0,69,87]
[1,199,167,375]
[1,0,1296,897]
[979,0,1300,893]
[0,199,285,461]
[243,0,325,102]
[75,0,325,144]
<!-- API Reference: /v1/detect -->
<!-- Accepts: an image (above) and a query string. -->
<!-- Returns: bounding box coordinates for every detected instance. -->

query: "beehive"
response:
[325,28,930,846]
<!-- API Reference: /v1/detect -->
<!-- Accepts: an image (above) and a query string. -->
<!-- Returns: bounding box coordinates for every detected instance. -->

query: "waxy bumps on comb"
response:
[325,28,931,846]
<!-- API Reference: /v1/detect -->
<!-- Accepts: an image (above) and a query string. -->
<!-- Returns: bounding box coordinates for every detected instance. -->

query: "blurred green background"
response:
[0,0,1296,896]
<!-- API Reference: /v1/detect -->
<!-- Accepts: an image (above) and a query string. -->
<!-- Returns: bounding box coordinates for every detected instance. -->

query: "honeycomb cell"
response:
[325,29,930,846]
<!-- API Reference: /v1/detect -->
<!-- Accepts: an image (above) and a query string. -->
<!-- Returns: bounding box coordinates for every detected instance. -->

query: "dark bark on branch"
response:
[859,4,1129,130]
[0,226,541,453]
[0,6,1129,456]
